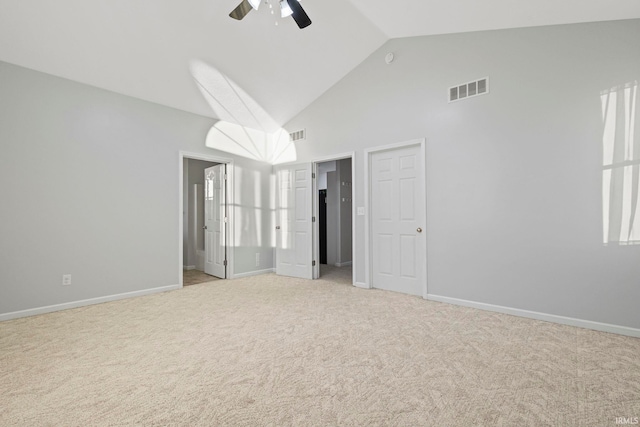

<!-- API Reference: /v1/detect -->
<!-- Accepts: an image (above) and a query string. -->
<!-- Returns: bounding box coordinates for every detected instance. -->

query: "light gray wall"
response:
[326,171,339,265]
[338,158,352,264]
[317,160,336,190]
[0,61,273,315]
[286,19,640,329]
[325,159,353,266]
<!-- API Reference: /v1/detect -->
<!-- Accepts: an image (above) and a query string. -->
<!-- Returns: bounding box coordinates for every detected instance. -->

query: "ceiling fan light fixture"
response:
[280,0,293,18]
[248,0,261,10]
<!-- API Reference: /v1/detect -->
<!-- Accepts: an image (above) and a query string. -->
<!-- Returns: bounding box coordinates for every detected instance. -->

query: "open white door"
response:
[275,163,314,279]
[204,164,226,278]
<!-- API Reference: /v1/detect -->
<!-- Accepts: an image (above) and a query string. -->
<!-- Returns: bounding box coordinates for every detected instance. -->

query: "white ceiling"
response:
[1,0,639,131]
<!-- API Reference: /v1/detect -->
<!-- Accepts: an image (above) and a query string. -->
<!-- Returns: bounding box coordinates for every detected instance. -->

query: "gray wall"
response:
[0,61,273,315]
[338,158,352,265]
[325,159,353,266]
[326,171,339,265]
[286,19,640,329]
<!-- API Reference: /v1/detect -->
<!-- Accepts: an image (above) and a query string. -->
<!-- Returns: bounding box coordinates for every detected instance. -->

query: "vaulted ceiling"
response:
[1,0,639,132]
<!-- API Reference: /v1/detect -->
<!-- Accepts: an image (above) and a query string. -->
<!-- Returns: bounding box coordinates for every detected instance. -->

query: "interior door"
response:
[204,164,226,278]
[370,144,425,296]
[276,163,313,279]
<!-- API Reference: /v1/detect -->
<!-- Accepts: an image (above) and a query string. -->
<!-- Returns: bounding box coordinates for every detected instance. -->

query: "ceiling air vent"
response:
[289,129,306,142]
[449,77,489,103]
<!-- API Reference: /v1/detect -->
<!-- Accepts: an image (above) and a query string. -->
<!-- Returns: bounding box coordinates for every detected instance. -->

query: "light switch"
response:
[357,207,365,216]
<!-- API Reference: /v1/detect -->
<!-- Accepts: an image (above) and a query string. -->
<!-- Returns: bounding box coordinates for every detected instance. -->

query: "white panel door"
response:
[204,164,226,278]
[276,163,313,279]
[370,144,425,296]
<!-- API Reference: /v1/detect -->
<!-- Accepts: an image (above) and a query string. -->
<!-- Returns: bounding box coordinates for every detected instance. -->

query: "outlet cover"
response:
[62,274,72,286]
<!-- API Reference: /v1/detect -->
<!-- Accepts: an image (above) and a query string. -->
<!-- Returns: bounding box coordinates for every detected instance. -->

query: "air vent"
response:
[449,77,489,103]
[289,129,306,142]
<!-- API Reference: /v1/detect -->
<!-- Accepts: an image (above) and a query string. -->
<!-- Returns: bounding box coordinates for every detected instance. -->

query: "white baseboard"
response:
[335,261,353,267]
[354,281,369,289]
[0,285,181,322]
[426,294,640,338]
[183,265,196,270]
[232,268,275,279]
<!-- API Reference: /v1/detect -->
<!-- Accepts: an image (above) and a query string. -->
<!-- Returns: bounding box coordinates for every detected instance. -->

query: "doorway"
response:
[314,156,354,282]
[179,152,234,287]
[365,139,427,297]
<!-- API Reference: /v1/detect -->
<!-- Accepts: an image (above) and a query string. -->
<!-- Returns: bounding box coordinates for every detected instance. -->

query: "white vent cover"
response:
[289,129,306,141]
[449,77,489,103]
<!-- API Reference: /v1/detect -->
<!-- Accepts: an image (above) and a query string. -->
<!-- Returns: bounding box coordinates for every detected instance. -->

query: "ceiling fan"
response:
[229,0,312,29]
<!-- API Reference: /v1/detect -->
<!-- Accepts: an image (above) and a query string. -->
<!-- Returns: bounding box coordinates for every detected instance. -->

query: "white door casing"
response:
[369,142,426,296]
[204,164,226,278]
[275,163,313,279]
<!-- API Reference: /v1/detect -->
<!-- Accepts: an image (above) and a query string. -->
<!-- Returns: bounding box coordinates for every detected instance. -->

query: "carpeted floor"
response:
[1,271,639,426]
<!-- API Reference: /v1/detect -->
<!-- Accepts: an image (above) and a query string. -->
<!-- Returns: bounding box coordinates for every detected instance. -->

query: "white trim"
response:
[335,261,353,267]
[179,151,235,285]
[183,265,196,270]
[427,294,640,338]
[312,162,319,279]
[354,281,368,289]
[311,152,354,163]
[364,138,427,297]
[0,285,180,322]
[351,152,357,288]
[363,151,371,289]
[232,268,275,279]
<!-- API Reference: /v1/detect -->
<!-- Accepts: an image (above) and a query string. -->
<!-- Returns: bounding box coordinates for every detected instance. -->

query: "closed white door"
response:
[370,144,425,296]
[276,163,313,279]
[204,164,226,278]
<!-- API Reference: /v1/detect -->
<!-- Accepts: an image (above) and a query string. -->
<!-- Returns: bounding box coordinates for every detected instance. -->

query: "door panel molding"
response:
[204,164,226,278]
[275,162,313,279]
[364,139,427,298]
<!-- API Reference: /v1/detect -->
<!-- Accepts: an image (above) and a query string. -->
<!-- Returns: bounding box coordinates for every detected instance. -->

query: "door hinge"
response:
[224,217,228,223]
[312,260,316,266]
[312,172,316,179]
[224,173,227,180]
[312,216,316,222]
[223,260,227,266]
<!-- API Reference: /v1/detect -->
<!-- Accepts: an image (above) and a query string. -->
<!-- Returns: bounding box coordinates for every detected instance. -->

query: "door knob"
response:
[417,227,422,233]
[203,225,207,230]
[276,226,281,230]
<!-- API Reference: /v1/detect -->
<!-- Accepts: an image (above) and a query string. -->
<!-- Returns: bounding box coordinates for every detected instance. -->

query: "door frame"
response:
[179,151,234,286]
[364,139,427,298]
[311,152,356,284]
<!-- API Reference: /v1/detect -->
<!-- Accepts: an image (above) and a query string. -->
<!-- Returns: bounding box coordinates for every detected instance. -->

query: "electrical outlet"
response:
[255,253,260,267]
[62,274,72,286]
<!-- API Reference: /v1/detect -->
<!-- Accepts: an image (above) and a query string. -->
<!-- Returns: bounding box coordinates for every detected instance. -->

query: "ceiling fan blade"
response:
[286,0,312,29]
[229,0,253,20]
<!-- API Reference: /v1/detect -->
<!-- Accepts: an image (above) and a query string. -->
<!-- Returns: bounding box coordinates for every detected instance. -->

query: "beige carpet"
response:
[1,272,639,426]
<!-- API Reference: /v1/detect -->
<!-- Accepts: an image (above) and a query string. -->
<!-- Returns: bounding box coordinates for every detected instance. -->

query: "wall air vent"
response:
[449,77,489,103]
[289,129,306,142]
